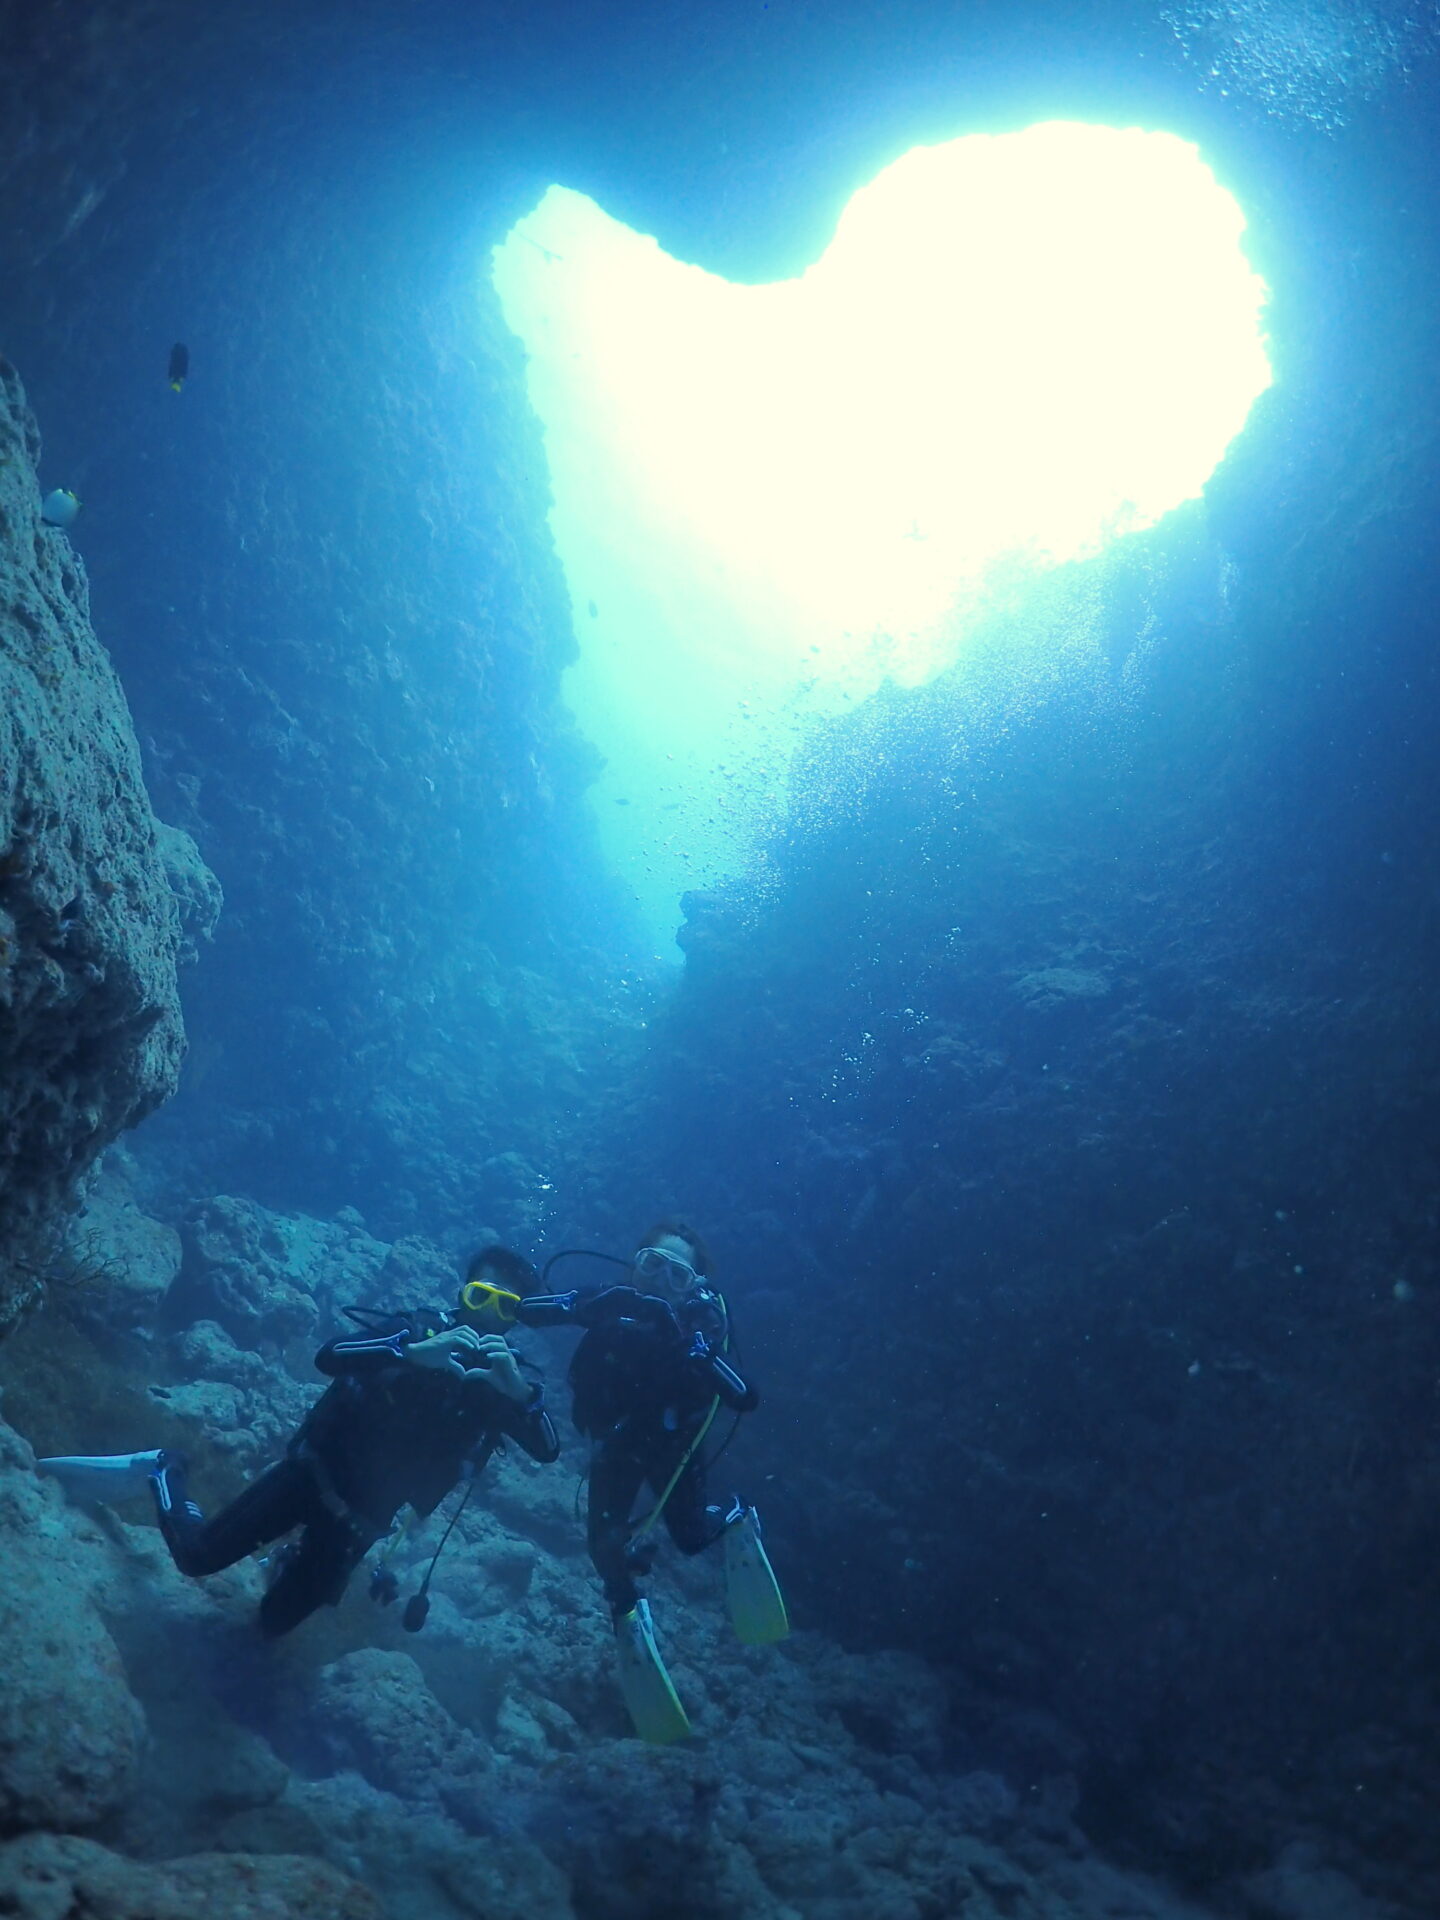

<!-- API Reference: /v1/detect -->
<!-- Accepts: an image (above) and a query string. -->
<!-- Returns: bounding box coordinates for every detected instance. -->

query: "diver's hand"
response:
[593,1285,681,1334]
[406,1327,486,1374]
[684,1331,716,1378]
[406,1330,529,1399]
[588,1284,646,1316]
[463,1334,530,1402]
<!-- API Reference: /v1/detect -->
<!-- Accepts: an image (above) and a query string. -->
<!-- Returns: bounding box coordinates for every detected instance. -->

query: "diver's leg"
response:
[655,1444,730,1558]
[258,1510,368,1638]
[154,1455,314,1579]
[587,1438,649,1619]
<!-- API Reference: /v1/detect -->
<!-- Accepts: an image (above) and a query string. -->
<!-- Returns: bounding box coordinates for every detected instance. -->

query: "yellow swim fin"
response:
[615,1599,691,1744]
[724,1505,789,1646]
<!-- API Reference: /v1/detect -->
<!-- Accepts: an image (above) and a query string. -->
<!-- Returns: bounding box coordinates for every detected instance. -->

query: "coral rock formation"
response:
[0,1831,383,1919]
[0,360,220,1332]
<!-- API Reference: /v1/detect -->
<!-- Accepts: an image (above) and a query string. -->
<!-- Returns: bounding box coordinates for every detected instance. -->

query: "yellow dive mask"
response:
[460,1278,522,1327]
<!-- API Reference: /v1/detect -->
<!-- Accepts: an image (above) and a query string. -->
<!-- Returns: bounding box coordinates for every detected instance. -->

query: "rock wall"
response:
[595,426,1440,1901]
[0,361,220,1332]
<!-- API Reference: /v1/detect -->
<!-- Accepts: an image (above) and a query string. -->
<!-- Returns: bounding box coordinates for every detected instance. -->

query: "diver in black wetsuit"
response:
[518,1220,758,1620]
[98,1248,557,1637]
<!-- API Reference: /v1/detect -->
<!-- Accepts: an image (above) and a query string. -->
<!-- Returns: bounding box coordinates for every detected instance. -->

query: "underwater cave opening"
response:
[491,119,1272,957]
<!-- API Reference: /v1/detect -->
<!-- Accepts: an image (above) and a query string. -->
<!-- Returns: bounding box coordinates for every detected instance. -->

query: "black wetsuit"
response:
[517,1284,757,1616]
[154,1311,559,1637]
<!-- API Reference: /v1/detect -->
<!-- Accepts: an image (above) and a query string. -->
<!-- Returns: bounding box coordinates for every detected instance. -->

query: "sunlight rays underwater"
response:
[491,121,1272,953]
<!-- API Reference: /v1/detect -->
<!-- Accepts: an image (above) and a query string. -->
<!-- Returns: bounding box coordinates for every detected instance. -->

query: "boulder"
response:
[379,1231,461,1307]
[171,1196,322,1351]
[0,1832,382,1920]
[0,1426,145,1831]
[168,1194,391,1353]
[312,1647,492,1808]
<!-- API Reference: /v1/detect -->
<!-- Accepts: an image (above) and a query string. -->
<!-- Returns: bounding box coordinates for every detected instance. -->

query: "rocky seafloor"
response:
[0,1157,1389,1920]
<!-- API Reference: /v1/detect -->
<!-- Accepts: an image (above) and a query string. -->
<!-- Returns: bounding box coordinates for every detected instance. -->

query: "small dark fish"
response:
[587,599,599,618]
[168,342,189,392]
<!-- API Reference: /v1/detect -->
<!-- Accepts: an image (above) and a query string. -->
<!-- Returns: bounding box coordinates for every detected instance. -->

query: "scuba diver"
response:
[515,1219,788,1742]
[38,1246,558,1637]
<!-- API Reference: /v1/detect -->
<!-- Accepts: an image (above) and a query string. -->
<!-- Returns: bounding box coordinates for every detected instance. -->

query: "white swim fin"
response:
[37,1451,165,1505]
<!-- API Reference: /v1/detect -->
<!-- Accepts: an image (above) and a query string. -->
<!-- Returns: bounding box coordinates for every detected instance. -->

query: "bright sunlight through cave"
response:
[491,120,1272,956]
